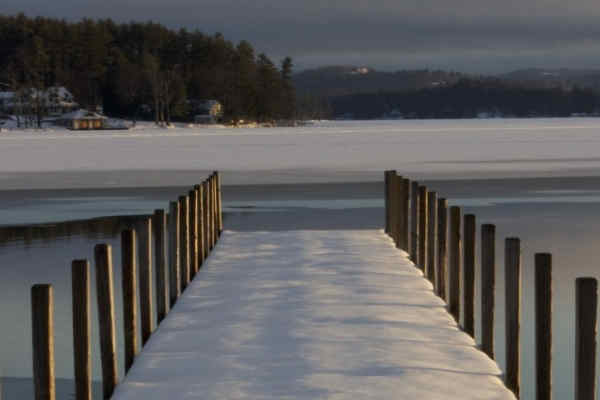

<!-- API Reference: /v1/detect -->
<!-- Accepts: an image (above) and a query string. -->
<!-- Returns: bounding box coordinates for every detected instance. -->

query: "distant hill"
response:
[293,65,600,119]
[499,68,600,90]
[293,66,465,97]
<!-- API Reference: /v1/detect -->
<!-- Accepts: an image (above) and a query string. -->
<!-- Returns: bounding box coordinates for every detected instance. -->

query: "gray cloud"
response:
[2,0,600,73]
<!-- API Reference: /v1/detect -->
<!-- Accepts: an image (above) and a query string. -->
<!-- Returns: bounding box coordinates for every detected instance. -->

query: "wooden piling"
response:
[138,218,153,346]
[463,214,476,337]
[575,277,597,400]
[481,224,495,359]
[437,198,448,300]
[535,253,552,400]
[384,171,391,234]
[449,206,462,322]
[94,244,118,399]
[389,173,398,243]
[401,178,410,251]
[153,209,168,324]
[205,181,212,252]
[418,185,428,271]
[391,174,400,244]
[197,184,205,264]
[71,260,91,400]
[207,178,213,250]
[203,181,210,257]
[121,229,138,372]
[189,189,198,276]
[395,175,405,248]
[179,195,190,290]
[384,170,395,234]
[427,191,437,285]
[216,171,223,235]
[212,175,218,247]
[505,237,521,397]
[168,201,180,307]
[31,284,55,400]
[410,181,419,263]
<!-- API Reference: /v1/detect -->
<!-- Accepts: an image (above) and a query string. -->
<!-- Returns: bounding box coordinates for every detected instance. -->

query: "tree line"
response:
[330,78,600,119]
[0,13,296,125]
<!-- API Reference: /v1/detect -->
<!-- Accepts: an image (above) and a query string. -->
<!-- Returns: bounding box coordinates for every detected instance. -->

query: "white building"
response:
[0,86,78,116]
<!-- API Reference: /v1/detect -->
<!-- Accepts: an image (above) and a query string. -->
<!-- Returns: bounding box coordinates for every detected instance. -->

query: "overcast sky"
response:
[3,0,600,73]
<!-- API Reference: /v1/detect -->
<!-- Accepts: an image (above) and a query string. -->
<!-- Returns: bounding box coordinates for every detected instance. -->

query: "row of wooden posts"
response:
[384,170,597,400]
[31,172,224,400]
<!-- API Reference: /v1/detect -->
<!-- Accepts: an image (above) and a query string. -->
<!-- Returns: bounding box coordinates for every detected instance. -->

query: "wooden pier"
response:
[111,229,514,400]
[27,170,600,399]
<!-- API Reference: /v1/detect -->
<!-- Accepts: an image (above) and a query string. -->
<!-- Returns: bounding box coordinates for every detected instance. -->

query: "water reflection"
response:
[0,214,150,248]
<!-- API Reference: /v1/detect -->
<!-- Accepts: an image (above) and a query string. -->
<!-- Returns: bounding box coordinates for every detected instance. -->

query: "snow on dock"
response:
[112,229,515,400]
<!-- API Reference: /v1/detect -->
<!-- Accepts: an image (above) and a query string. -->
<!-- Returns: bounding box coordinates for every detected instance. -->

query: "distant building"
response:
[192,99,223,124]
[350,67,370,75]
[0,86,78,115]
[60,109,107,130]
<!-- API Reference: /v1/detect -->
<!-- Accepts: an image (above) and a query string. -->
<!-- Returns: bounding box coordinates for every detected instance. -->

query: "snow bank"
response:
[112,230,515,400]
[2,118,600,183]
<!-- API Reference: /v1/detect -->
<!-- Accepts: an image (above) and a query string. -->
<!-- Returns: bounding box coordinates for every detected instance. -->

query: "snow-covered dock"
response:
[112,229,515,400]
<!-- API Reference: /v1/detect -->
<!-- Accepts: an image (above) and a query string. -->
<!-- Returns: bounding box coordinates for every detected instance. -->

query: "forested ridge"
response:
[0,13,296,124]
[294,66,600,119]
[329,78,600,119]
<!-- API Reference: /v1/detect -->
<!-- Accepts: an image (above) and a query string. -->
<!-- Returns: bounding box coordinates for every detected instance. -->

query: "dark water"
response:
[1,177,600,399]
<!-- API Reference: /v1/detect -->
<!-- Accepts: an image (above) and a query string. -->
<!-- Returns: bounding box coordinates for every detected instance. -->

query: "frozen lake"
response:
[2,118,600,188]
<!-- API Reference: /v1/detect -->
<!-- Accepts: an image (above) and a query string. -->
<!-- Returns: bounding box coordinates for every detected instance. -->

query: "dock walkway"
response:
[112,229,515,399]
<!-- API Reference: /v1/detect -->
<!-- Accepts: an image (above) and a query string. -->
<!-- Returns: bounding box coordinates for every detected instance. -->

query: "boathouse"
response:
[61,109,107,130]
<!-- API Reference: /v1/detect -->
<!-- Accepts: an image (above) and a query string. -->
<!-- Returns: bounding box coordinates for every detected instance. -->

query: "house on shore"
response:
[0,86,78,116]
[60,109,107,130]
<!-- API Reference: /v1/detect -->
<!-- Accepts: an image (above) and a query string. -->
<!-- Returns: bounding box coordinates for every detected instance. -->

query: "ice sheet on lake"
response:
[112,229,515,400]
[2,118,600,185]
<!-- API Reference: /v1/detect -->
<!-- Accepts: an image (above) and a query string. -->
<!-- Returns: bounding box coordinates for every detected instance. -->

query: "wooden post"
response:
[401,178,410,251]
[31,284,55,400]
[463,214,476,337]
[418,186,428,272]
[395,175,405,248]
[388,173,398,243]
[168,201,180,306]
[153,209,168,324]
[410,181,419,264]
[437,198,448,301]
[205,181,212,252]
[384,170,393,234]
[138,217,153,346]
[189,189,198,276]
[449,206,461,323]
[481,224,496,360]
[216,171,223,235]
[203,181,210,257]
[207,177,213,250]
[575,277,597,400]
[94,244,118,399]
[535,253,552,400]
[121,229,138,372]
[505,237,521,397]
[72,260,91,400]
[210,173,219,247]
[427,191,437,285]
[197,184,205,264]
[179,195,189,290]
